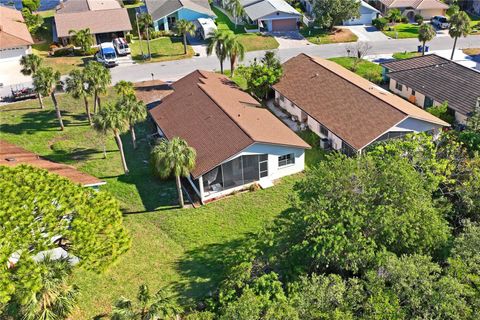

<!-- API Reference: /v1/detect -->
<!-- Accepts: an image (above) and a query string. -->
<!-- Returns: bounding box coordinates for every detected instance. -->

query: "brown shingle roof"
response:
[382,54,480,116]
[150,70,309,178]
[273,54,449,150]
[379,0,448,9]
[0,140,105,187]
[0,6,34,49]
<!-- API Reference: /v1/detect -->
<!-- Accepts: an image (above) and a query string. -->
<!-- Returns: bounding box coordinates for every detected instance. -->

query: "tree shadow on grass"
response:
[0,110,70,134]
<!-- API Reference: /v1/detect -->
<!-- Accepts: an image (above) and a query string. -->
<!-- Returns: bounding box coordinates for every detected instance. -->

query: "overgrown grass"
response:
[130,37,195,62]
[383,23,420,39]
[329,57,383,84]
[392,51,421,60]
[300,27,358,45]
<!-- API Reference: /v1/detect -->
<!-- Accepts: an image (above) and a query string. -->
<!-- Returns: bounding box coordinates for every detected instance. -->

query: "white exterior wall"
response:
[275,91,303,120]
[455,111,469,125]
[390,78,427,108]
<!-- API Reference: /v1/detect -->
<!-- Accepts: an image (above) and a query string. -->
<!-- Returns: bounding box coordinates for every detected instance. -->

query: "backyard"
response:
[0,88,323,318]
[300,26,358,45]
[383,23,420,39]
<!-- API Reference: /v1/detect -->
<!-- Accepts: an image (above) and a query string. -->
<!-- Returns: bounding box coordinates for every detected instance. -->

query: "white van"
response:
[95,43,118,67]
[113,38,130,56]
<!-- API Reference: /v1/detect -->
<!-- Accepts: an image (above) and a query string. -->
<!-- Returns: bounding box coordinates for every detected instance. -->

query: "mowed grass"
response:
[392,51,421,60]
[469,13,480,34]
[212,6,279,52]
[130,37,195,62]
[329,57,384,84]
[383,23,420,39]
[300,27,358,45]
[0,90,323,318]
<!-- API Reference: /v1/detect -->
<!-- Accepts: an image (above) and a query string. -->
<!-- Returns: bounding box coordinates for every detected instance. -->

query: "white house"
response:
[273,54,450,155]
[0,6,34,63]
[241,0,302,31]
[149,70,310,203]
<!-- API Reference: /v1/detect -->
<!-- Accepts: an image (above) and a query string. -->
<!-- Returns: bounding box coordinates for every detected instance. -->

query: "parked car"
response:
[96,43,118,67]
[113,37,130,56]
[431,16,450,29]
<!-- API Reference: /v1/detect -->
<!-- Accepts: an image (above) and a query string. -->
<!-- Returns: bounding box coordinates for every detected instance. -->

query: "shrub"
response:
[400,15,409,23]
[414,14,424,24]
[125,33,133,43]
[372,17,388,31]
[52,46,74,57]
[150,30,172,38]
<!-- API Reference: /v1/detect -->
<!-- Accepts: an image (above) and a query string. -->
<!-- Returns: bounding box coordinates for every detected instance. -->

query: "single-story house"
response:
[241,0,302,32]
[53,0,132,45]
[375,0,449,20]
[0,140,105,188]
[272,54,449,155]
[145,0,216,32]
[472,0,480,14]
[0,5,34,63]
[149,70,310,203]
[302,0,380,25]
[381,54,480,124]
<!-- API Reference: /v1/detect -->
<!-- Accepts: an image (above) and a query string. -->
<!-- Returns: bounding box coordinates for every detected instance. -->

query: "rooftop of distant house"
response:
[0,5,34,49]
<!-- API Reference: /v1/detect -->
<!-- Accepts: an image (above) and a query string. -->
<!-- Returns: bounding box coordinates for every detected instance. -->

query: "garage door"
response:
[271,19,297,32]
[344,13,374,25]
[0,47,28,62]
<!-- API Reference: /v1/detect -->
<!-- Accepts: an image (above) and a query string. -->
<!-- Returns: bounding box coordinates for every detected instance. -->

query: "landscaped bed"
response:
[383,23,420,39]
[300,27,358,45]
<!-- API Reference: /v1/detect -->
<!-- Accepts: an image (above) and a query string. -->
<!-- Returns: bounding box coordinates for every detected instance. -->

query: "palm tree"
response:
[93,102,130,174]
[151,138,196,208]
[228,0,245,29]
[418,23,436,56]
[225,34,245,76]
[114,80,135,99]
[20,256,79,320]
[32,66,64,130]
[66,69,93,125]
[448,11,472,60]
[84,62,111,113]
[20,53,45,109]
[68,28,93,54]
[118,96,147,149]
[387,9,402,24]
[207,29,230,74]
[138,13,152,60]
[175,19,196,55]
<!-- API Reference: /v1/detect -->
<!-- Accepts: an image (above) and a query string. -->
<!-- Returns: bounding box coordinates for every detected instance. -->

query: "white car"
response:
[113,37,130,56]
[431,16,450,29]
[96,42,118,67]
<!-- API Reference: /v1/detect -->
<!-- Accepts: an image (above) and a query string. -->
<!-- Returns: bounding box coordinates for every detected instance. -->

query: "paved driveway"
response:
[268,31,311,49]
[343,25,389,42]
[0,60,31,89]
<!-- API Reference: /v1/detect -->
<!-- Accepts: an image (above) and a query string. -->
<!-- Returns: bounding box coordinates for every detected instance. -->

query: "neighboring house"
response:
[472,0,480,14]
[241,0,302,32]
[145,0,216,31]
[272,54,449,155]
[53,0,132,45]
[382,54,480,124]
[375,0,449,20]
[0,140,105,188]
[301,0,380,25]
[148,70,310,203]
[0,6,34,63]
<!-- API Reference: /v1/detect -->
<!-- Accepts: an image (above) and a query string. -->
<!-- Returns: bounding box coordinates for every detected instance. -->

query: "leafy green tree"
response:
[459,102,480,153]
[225,34,245,76]
[426,101,454,123]
[21,9,44,34]
[19,53,44,109]
[175,19,196,55]
[68,28,93,54]
[21,0,40,12]
[449,11,471,60]
[118,96,147,149]
[418,23,436,55]
[84,61,112,113]
[387,8,402,24]
[93,102,130,174]
[110,284,182,320]
[447,4,460,16]
[0,165,130,306]
[66,69,93,125]
[313,0,360,31]
[151,137,196,208]
[32,66,64,130]
[207,29,231,74]
[114,80,135,99]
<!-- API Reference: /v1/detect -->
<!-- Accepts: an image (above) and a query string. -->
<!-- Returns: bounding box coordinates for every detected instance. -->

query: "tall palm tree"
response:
[387,8,402,24]
[225,34,245,76]
[32,66,64,130]
[66,69,93,125]
[93,102,130,174]
[68,28,93,54]
[84,62,111,113]
[175,19,196,55]
[228,0,245,29]
[448,11,472,60]
[151,138,196,208]
[20,256,79,320]
[118,96,147,149]
[207,30,230,74]
[138,13,152,60]
[114,80,135,99]
[418,23,436,56]
[20,53,45,109]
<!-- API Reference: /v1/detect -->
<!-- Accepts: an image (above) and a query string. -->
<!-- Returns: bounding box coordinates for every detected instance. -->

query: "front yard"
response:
[0,88,324,318]
[392,51,421,60]
[300,27,358,45]
[329,57,384,84]
[130,36,195,62]
[383,23,420,39]
[469,13,480,34]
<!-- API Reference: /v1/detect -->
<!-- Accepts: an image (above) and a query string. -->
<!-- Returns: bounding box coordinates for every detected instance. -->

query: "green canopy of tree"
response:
[0,165,130,306]
[21,0,40,12]
[312,0,360,31]
[68,28,94,54]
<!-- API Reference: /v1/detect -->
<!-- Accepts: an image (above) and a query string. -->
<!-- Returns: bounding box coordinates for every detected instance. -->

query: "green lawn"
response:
[211,6,279,52]
[329,57,383,84]
[469,13,480,34]
[0,89,324,318]
[392,51,421,60]
[383,23,420,39]
[130,36,195,62]
[300,27,358,45]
